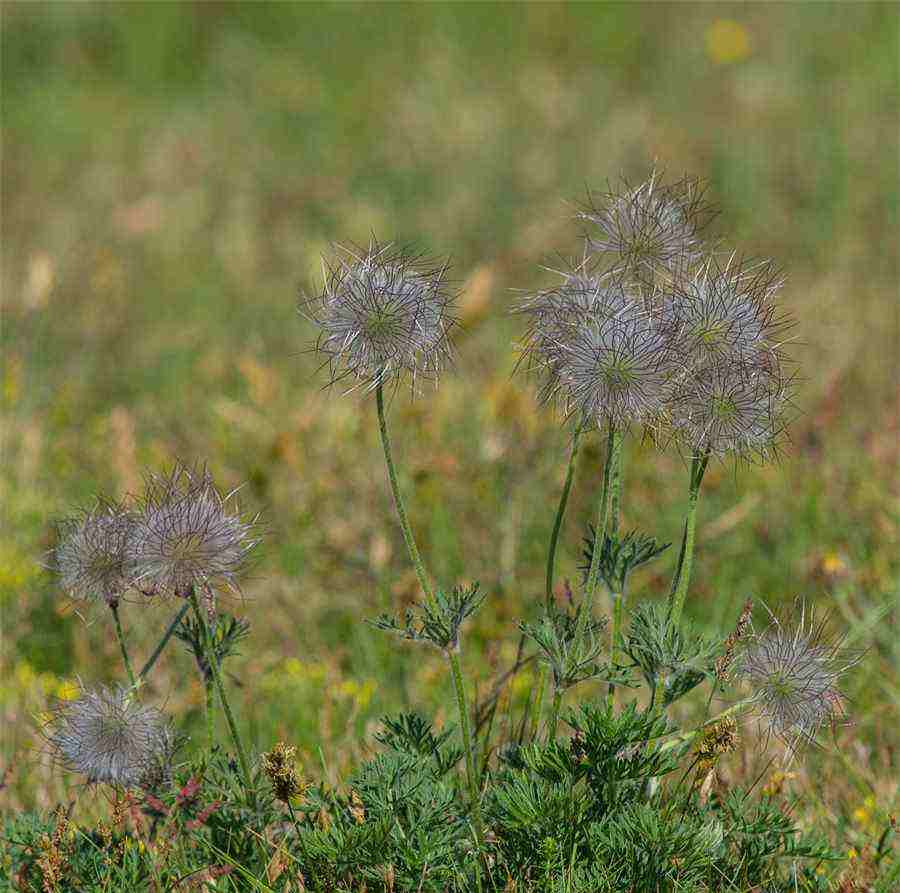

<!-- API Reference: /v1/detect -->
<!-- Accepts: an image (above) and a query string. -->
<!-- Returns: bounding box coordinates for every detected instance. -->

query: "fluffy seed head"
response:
[302,240,458,393]
[736,602,858,750]
[46,686,175,789]
[50,501,136,606]
[128,463,260,600]
[665,254,791,374]
[552,299,679,429]
[580,171,713,280]
[668,361,791,462]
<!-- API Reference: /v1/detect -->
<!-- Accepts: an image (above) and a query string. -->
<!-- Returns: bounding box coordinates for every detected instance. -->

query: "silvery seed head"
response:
[736,602,857,750]
[46,686,175,789]
[549,295,680,430]
[301,240,458,393]
[580,171,713,280]
[128,464,260,600]
[668,361,791,462]
[664,254,791,374]
[50,501,136,606]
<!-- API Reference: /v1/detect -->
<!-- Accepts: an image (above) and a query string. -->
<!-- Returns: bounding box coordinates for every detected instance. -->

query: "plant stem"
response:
[548,686,564,741]
[606,590,624,710]
[448,649,484,844]
[583,427,621,605]
[203,674,215,752]
[529,664,548,742]
[666,450,710,627]
[110,602,137,689]
[188,587,254,805]
[545,425,583,612]
[609,430,624,537]
[139,603,191,681]
[375,382,483,845]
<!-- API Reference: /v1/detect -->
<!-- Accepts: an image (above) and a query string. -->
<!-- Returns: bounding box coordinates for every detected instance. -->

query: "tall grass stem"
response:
[110,603,137,689]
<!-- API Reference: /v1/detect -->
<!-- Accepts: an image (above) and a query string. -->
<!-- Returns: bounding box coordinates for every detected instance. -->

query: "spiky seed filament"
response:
[128,463,260,601]
[45,686,174,789]
[301,240,458,393]
[736,602,858,750]
[50,501,136,605]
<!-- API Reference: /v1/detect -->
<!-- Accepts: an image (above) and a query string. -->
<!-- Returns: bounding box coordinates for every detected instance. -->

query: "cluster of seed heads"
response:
[516,170,797,461]
[736,602,858,750]
[50,463,260,606]
[300,239,458,393]
[45,686,174,790]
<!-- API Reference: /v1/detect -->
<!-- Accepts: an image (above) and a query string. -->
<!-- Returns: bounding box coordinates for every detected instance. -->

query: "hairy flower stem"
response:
[375,382,483,844]
[449,649,485,845]
[577,426,622,647]
[606,591,625,710]
[548,687,564,741]
[188,587,254,806]
[545,425,583,612]
[375,382,435,607]
[666,450,711,627]
[139,603,191,681]
[109,603,137,689]
[529,667,547,742]
[203,675,215,753]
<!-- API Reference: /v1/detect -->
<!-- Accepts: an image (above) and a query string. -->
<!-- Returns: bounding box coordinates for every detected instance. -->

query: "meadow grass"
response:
[2,1,898,879]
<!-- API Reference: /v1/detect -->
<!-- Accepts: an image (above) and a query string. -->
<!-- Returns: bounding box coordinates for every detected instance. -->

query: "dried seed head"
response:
[302,240,458,393]
[668,361,792,462]
[128,463,260,600]
[45,686,175,789]
[697,715,739,767]
[550,297,680,429]
[716,598,754,681]
[580,171,713,280]
[262,742,305,803]
[665,255,791,374]
[50,500,136,606]
[736,601,858,750]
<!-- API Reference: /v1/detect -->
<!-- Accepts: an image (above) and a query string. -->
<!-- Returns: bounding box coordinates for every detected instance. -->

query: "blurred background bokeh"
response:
[2,0,898,845]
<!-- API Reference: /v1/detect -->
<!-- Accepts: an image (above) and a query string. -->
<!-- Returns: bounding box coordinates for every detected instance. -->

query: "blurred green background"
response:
[2,0,898,849]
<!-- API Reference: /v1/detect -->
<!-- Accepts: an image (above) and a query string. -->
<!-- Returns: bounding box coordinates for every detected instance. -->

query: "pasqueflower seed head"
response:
[736,602,858,750]
[548,296,680,429]
[665,254,792,375]
[668,361,792,462]
[50,500,136,606]
[46,686,175,789]
[301,240,458,393]
[580,171,714,280]
[128,463,260,600]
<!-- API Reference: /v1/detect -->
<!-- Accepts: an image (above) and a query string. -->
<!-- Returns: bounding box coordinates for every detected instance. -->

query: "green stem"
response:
[374,382,482,848]
[139,603,191,681]
[188,587,254,804]
[110,602,137,689]
[577,426,622,650]
[606,591,624,710]
[609,430,624,537]
[375,382,436,608]
[203,674,215,752]
[529,664,548,742]
[448,649,484,845]
[666,450,710,627]
[545,425,583,612]
[548,686,564,741]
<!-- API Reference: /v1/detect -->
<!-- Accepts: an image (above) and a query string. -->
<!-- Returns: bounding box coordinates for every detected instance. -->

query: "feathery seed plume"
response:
[50,500,136,606]
[736,601,858,750]
[128,463,260,600]
[45,685,175,789]
[302,240,458,393]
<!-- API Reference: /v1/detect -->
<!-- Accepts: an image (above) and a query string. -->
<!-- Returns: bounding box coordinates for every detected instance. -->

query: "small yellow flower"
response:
[706,20,752,65]
[848,847,858,859]
[56,679,80,701]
